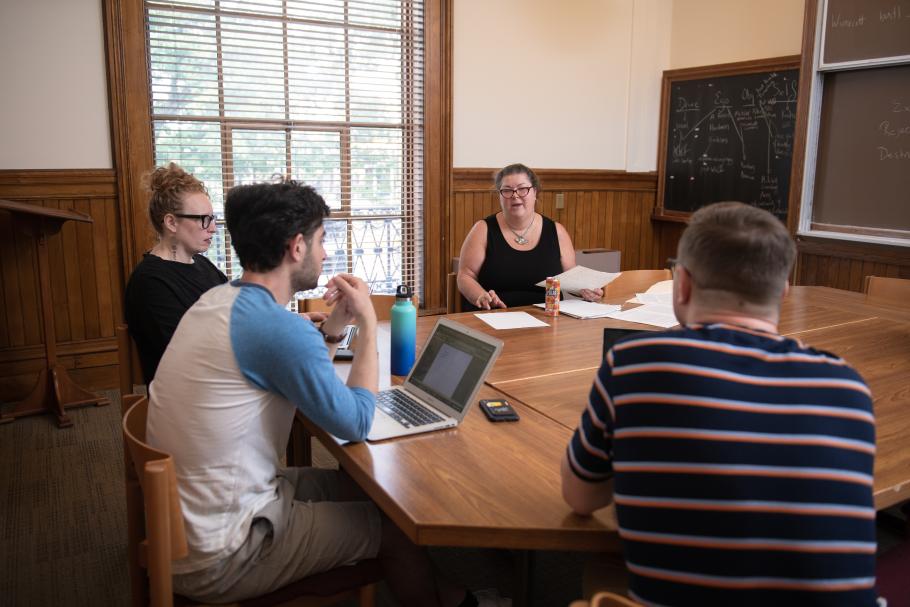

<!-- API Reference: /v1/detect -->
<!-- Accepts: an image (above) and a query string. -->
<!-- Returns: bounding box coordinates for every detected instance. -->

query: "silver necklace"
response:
[507,214,535,245]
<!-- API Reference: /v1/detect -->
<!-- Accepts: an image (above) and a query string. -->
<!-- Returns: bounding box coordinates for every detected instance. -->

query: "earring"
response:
[170,235,178,261]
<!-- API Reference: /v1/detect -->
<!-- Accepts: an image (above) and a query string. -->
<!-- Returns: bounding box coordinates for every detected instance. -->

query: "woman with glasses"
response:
[457,163,603,309]
[124,163,228,383]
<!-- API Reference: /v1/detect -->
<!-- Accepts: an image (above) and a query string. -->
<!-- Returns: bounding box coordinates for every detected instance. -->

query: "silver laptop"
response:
[367,318,503,441]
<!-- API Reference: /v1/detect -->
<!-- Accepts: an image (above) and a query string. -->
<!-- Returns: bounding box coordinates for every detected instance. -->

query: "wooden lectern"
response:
[0,199,110,427]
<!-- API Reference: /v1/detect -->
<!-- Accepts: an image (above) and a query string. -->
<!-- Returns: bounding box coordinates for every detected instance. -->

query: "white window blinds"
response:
[146,0,424,302]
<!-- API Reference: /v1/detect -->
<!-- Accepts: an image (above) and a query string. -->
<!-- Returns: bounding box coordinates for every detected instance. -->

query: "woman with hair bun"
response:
[124,163,227,384]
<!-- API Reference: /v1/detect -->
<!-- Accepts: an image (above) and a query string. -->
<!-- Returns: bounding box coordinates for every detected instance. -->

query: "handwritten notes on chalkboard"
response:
[655,58,800,222]
[823,0,910,65]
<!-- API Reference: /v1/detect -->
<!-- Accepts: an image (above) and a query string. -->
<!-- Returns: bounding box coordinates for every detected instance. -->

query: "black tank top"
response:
[469,213,563,309]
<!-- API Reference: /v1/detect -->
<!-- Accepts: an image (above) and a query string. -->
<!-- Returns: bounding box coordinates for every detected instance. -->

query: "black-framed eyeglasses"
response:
[499,186,533,199]
[175,213,216,229]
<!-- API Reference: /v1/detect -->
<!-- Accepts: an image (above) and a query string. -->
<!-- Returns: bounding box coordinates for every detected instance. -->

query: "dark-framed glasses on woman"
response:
[175,213,216,229]
[499,186,532,199]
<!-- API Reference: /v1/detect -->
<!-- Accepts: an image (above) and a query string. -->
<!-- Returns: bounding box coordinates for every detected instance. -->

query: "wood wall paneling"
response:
[796,237,910,293]
[0,170,121,400]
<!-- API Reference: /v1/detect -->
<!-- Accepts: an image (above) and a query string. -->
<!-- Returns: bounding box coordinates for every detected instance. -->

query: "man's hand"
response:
[475,289,507,310]
[299,311,328,323]
[323,274,377,331]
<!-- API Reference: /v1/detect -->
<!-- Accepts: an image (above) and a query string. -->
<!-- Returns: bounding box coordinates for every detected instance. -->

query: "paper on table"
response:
[474,311,550,330]
[533,300,621,319]
[646,279,674,294]
[605,305,679,328]
[534,265,620,294]
[628,292,672,306]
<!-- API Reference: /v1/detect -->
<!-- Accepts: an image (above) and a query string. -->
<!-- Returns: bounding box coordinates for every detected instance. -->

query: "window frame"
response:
[103,0,452,311]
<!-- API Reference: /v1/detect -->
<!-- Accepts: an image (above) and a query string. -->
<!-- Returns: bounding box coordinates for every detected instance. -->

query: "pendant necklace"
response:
[508,215,535,245]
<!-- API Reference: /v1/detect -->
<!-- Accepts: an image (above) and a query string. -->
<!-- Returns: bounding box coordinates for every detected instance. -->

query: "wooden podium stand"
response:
[0,199,110,427]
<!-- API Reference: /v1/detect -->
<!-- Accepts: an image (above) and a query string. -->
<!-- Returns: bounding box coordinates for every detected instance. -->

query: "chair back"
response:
[446,273,463,313]
[569,591,642,607]
[864,276,910,307]
[117,324,145,396]
[122,396,188,607]
[301,294,418,322]
[602,269,672,302]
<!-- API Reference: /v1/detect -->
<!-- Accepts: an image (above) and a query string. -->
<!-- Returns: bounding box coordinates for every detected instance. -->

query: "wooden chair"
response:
[569,591,642,607]
[863,276,910,307]
[301,294,418,320]
[446,273,463,313]
[116,324,145,397]
[121,396,381,607]
[601,269,672,302]
[446,257,463,314]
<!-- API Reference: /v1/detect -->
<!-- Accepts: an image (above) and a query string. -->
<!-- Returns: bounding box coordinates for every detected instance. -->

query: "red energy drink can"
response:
[545,277,560,316]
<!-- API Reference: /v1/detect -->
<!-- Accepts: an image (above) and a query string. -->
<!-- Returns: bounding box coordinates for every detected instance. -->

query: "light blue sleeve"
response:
[229,284,374,441]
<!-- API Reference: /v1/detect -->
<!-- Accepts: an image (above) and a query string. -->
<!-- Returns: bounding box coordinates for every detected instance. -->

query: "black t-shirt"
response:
[469,213,563,309]
[124,253,228,383]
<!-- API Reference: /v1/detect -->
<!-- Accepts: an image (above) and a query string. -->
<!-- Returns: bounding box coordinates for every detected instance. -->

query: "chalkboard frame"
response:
[793,0,910,248]
[819,0,910,69]
[654,56,801,224]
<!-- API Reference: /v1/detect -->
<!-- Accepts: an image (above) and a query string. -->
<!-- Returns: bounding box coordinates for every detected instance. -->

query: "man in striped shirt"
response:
[562,202,877,606]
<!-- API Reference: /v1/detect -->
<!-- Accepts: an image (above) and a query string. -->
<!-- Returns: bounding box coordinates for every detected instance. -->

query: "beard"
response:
[290,250,322,293]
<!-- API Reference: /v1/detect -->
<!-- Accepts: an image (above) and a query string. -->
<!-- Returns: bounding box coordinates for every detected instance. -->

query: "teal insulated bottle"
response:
[390,285,416,376]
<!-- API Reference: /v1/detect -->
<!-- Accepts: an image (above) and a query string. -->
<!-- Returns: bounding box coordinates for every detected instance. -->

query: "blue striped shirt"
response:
[567,323,877,606]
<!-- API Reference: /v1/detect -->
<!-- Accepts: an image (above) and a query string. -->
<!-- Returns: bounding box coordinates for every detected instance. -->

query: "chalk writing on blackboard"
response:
[661,68,799,220]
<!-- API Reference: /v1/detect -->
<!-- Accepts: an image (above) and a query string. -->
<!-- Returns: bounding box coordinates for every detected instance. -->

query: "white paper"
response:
[533,300,622,319]
[605,305,679,328]
[474,311,550,330]
[631,292,672,305]
[534,265,621,294]
[645,279,674,294]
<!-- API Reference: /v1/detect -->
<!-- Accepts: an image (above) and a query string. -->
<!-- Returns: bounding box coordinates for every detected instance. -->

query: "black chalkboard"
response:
[655,57,801,222]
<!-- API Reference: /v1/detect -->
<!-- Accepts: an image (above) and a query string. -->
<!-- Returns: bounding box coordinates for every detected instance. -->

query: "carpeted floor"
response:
[0,392,591,607]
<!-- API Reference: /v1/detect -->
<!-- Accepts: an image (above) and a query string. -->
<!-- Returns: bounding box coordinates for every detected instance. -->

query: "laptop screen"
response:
[406,323,498,413]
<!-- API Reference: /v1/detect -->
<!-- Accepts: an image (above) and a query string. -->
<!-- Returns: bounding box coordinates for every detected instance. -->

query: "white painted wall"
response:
[670,0,805,69]
[0,0,112,169]
[454,0,805,171]
[453,0,641,170]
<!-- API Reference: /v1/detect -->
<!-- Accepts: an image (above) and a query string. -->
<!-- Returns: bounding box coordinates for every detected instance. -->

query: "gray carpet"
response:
[0,392,590,607]
[1,393,129,606]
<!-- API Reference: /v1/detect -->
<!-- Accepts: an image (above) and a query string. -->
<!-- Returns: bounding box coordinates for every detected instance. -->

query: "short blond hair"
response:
[677,202,795,306]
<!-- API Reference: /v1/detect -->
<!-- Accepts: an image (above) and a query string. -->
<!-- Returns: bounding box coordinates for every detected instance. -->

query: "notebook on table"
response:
[367,318,503,442]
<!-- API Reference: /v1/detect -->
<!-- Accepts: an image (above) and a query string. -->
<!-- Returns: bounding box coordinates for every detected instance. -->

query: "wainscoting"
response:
[0,170,122,399]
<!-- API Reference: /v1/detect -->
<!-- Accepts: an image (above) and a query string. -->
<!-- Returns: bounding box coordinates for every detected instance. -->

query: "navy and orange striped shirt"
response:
[567,323,877,606]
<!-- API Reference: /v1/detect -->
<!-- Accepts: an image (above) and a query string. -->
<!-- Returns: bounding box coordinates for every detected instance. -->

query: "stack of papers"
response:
[604,305,679,328]
[474,311,550,330]
[533,300,622,319]
[534,265,620,295]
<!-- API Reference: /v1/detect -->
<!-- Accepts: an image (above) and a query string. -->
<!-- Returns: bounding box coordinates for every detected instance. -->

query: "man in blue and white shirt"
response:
[147,180,475,606]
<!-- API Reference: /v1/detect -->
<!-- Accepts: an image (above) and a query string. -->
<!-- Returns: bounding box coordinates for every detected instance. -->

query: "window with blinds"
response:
[146,0,424,302]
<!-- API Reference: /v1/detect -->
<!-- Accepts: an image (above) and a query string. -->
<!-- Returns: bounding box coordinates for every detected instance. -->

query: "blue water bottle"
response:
[390,285,416,376]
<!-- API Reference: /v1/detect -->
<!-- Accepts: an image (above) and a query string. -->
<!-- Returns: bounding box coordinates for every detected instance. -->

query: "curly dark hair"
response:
[225,179,330,273]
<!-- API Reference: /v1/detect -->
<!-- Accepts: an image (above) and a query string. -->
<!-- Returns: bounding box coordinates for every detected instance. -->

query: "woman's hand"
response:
[475,289,507,310]
[578,287,604,302]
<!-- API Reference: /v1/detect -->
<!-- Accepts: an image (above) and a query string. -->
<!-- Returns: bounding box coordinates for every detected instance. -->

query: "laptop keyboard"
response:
[377,390,444,428]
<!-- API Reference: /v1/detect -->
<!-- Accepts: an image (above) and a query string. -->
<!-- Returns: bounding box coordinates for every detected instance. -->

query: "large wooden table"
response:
[301,285,910,561]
